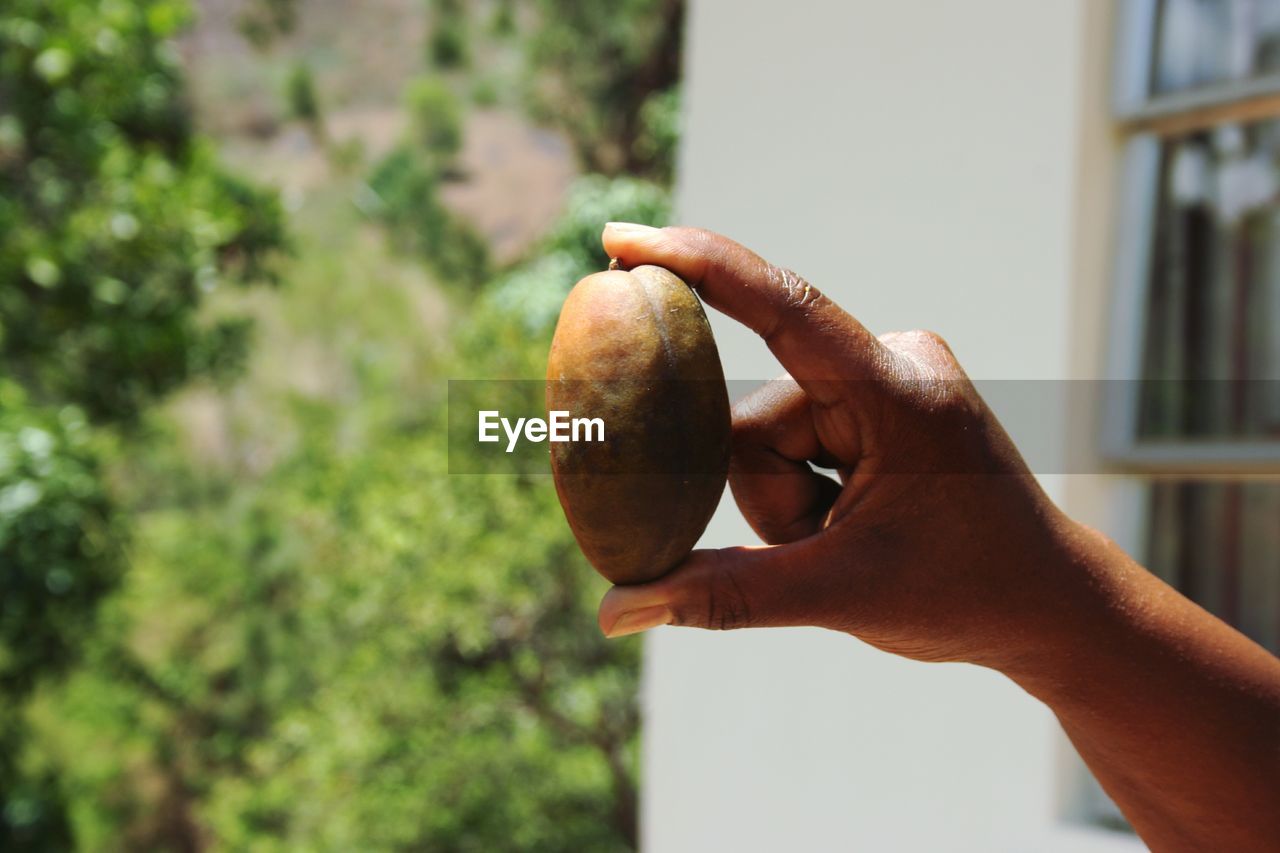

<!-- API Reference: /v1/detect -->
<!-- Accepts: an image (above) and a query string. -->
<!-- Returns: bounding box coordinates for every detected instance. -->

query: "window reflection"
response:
[1153,0,1280,94]
[1148,482,1280,654]
[1138,119,1280,439]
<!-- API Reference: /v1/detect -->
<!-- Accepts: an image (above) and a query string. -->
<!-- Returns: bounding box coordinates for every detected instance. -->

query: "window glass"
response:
[1095,0,1280,837]
[1148,481,1280,653]
[1152,0,1280,94]
[1137,119,1280,439]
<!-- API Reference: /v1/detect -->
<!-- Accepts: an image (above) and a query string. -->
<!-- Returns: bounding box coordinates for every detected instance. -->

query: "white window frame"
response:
[1104,0,1280,475]
[1083,0,1280,837]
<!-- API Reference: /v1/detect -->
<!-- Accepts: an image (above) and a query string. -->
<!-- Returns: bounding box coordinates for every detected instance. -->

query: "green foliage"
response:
[405,76,463,163]
[428,0,471,69]
[451,176,670,380]
[26,176,670,850]
[634,86,681,185]
[0,0,283,845]
[237,0,298,49]
[366,144,490,291]
[525,0,684,178]
[366,77,490,291]
[284,61,321,126]
[490,0,517,37]
[0,385,122,699]
[327,136,366,174]
[6,0,681,845]
[471,76,500,107]
[542,175,672,273]
[0,381,124,847]
[0,0,287,425]
[0,765,73,852]
[284,60,330,156]
[68,420,636,851]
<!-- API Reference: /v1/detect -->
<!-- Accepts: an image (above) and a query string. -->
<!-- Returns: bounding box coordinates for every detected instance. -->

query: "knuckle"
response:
[913,377,984,429]
[908,328,952,352]
[877,329,907,346]
[882,332,980,422]
[891,329,964,379]
[762,265,825,343]
[772,265,823,310]
[882,328,952,358]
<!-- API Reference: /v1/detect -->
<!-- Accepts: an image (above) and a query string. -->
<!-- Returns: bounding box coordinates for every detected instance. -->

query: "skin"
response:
[596,223,1280,853]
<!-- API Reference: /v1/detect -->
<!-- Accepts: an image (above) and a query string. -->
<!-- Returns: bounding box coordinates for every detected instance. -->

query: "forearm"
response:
[1005,521,1280,851]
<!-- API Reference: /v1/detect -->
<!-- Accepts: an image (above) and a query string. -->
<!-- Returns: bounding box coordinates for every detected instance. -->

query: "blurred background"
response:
[2,0,681,848]
[4,0,1280,851]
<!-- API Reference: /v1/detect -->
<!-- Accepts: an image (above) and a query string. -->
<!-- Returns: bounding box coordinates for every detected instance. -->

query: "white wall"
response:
[643,1,1146,850]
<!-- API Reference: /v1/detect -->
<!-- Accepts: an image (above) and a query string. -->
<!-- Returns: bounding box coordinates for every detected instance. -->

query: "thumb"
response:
[598,537,836,637]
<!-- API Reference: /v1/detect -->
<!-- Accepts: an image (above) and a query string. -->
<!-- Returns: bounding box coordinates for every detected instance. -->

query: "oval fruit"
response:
[546,264,731,585]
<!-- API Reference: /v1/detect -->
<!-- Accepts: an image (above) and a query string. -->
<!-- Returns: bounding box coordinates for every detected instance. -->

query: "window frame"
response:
[1085,0,1280,835]
[1103,0,1280,474]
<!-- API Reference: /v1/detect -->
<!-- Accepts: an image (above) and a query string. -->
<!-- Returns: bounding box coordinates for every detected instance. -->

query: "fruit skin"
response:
[546,264,731,585]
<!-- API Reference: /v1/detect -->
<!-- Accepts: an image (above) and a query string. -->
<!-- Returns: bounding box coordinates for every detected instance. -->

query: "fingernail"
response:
[605,604,673,638]
[605,221,659,235]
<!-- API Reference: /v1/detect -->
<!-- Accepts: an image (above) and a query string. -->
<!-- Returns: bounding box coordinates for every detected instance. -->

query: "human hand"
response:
[595,225,1280,853]
[596,224,1089,673]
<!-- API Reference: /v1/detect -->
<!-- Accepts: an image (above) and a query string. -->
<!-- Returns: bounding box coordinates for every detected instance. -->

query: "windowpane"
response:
[1098,2,1280,838]
[1147,481,1280,653]
[1152,0,1280,94]
[1137,119,1280,439]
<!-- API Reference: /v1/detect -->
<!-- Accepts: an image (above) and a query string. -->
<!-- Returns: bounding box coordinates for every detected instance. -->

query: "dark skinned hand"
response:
[596,222,1076,675]
[594,223,1280,853]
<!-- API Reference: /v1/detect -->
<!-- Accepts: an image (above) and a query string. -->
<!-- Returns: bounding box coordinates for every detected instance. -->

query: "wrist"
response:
[983,514,1140,705]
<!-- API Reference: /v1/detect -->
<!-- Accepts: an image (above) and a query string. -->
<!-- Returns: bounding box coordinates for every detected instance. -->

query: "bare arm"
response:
[595,223,1280,852]
[1009,524,1280,850]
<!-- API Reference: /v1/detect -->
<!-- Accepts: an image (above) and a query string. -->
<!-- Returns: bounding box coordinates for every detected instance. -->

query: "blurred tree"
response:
[0,382,123,849]
[471,76,501,107]
[237,0,298,50]
[0,0,286,425]
[405,76,464,164]
[31,177,670,850]
[428,0,471,69]
[366,142,490,291]
[0,0,283,844]
[6,0,684,847]
[365,76,489,290]
[525,0,685,178]
[490,0,518,38]
[284,60,330,149]
[0,385,121,704]
[634,86,682,186]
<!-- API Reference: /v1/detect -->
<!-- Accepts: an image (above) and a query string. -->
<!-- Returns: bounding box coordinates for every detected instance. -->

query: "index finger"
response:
[602,224,890,404]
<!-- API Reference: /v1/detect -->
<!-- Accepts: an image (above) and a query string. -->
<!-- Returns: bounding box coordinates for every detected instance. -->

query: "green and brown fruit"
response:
[546,264,731,585]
